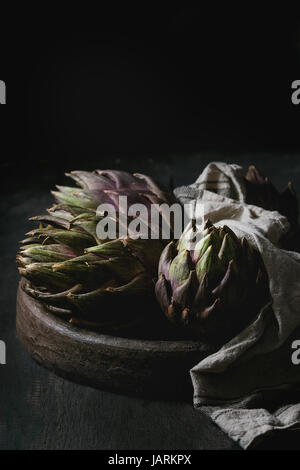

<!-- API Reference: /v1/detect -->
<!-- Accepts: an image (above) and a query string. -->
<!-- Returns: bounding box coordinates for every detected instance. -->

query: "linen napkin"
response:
[174,162,300,449]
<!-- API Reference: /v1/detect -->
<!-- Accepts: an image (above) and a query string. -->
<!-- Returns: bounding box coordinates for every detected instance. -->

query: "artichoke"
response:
[17,170,174,330]
[244,165,298,233]
[51,169,174,216]
[155,220,269,345]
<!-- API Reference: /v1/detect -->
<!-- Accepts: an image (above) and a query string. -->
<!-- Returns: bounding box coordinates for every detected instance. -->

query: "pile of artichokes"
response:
[17,166,298,345]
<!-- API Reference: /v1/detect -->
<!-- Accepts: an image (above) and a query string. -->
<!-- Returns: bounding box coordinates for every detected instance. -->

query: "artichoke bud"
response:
[168,249,192,289]
[71,216,100,236]
[166,303,178,323]
[245,165,265,185]
[86,239,147,282]
[218,227,227,242]
[66,170,108,190]
[203,219,213,231]
[155,219,269,344]
[18,168,178,329]
[196,244,225,287]
[30,214,71,230]
[20,262,74,292]
[85,239,125,258]
[172,270,196,310]
[53,253,99,267]
[193,233,212,262]
[244,165,298,236]
[44,229,95,251]
[158,241,176,279]
[101,256,144,284]
[192,273,212,312]
[212,259,239,306]
[196,220,214,240]
[66,286,111,315]
[177,223,199,251]
[218,232,239,268]
[124,238,164,276]
[52,187,98,210]
[50,203,94,218]
[24,283,83,309]
[210,226,223,247]
[52,255,112,288]
[155,274,172,312]
[197,297,221,322]
[17,255,32,267]
[20,244,75,263]
[222,225,239,246]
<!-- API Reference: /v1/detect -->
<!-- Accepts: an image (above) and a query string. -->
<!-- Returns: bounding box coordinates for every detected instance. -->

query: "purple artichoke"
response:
[155,220,269,345]
[17,170,174,330]
[244,165,298,232]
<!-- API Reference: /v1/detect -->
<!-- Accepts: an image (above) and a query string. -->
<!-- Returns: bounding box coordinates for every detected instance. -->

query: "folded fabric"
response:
[174,162,300,449]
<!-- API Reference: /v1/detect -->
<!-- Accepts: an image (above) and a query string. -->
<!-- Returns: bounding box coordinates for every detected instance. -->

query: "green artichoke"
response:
[17,169,174,330]
[155,220,269,345]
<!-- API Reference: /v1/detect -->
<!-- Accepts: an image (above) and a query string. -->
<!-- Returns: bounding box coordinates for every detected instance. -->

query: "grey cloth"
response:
[174,162,300,449]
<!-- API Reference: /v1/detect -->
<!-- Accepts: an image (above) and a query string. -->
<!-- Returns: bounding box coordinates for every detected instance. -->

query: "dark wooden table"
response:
[1,154,299,450]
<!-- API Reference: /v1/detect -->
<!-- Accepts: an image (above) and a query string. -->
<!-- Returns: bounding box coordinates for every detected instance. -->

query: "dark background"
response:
[1,8,300,190]
[1,7,300,451]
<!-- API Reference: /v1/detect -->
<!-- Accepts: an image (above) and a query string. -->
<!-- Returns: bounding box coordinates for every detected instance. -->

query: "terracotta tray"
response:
[16,283,215,399]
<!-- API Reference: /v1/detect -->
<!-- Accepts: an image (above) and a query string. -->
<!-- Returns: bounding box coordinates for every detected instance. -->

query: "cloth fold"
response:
[174,162,300,449]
